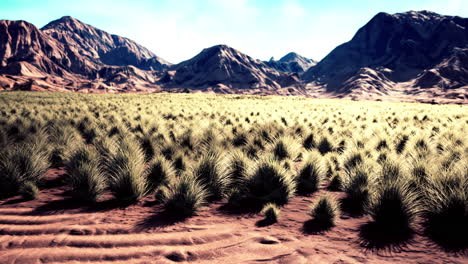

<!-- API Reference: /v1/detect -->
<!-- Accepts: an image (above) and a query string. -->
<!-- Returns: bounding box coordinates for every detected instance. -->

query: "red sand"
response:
[0,169,465,263]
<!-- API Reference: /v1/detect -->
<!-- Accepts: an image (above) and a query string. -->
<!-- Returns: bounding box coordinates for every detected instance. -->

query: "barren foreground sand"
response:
[0,169,465,264]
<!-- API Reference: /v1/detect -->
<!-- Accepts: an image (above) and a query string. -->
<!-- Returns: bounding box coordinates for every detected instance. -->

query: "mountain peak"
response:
[265,52,316,73]
[41,16,86,31]
[202,44,238,55]
[279,52,300,62]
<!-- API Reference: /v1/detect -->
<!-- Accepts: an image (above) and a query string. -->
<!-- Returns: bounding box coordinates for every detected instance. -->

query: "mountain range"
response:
[0,11,466,103]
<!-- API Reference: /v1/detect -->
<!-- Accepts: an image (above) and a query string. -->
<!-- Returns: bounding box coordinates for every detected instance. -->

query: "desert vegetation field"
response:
[0,92,466,263]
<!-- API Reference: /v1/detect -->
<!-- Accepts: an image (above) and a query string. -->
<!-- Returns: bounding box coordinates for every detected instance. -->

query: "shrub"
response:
[310,194,340,227]
[65,146,106,202]
[163,174,207,217]
[376,139,388,151]
[193,152,230,201]
[379,159,405,184]
[232,131,249,147]
[296,151,325,195]
[105,138,148,203]
[395,135,409,154]
[172,152,187,175]
[261,203,280,224]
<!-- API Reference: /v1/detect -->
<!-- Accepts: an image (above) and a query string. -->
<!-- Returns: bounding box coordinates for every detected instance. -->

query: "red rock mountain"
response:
[42,16,169,72]
[302,11,468,101]
[0,16,169,92]
[0,12,466,102]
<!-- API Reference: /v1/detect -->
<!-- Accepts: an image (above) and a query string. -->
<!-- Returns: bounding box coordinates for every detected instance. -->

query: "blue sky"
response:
[0,0,466,63]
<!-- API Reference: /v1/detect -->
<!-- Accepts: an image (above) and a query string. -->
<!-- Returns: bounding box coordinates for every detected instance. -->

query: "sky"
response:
[0,0,467,63]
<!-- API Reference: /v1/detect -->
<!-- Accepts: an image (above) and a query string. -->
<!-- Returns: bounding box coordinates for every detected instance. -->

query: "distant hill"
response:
[160,45,300,94]
[265,52,316,73]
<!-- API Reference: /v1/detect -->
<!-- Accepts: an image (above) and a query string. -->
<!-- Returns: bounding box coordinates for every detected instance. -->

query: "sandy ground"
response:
[0,169,465,264]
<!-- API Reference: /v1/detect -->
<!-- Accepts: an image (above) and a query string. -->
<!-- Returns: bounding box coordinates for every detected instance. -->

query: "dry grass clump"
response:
[193,151,230,201]
[163,174,207,218]
[105,138,148,203]
[296,151,325,195]
[65,146,106,203]
[342,164,373,215]
[0,137,50,199]
[367,182,419,237]
[310,194,340,227]
[242,158,296,206]
[146,155,175,193]
[422,166,468,250]
[261,203,280,224]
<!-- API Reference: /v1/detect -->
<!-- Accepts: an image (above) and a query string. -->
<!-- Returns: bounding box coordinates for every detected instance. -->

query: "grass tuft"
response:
[310,194,340,227]
[163,174,207,218]
[65,146,106,203]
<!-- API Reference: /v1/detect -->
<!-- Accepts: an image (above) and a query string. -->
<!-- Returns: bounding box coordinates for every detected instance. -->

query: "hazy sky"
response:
[0,0,466,63]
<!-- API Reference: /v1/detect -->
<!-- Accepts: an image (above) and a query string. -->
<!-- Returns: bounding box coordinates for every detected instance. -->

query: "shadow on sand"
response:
[302,219,334,234]
[358,221,414,252]
[135,210,189,231]
[30,197,135,215]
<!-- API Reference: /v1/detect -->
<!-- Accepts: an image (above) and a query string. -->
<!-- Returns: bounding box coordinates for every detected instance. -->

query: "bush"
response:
[261,203,280,224]
[378,158,407,185]
[172,152,187,175]
[65,146,106,202]
[163,174,207,217]
[193,152,230,201]
[105,138,148,203]
[310,194,340,227]
[296,151,325,195]
[232,131,249,147]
